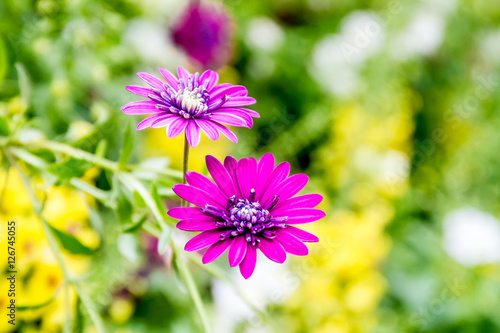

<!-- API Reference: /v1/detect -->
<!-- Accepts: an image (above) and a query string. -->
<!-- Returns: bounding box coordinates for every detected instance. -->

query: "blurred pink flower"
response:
[171,1,233,70]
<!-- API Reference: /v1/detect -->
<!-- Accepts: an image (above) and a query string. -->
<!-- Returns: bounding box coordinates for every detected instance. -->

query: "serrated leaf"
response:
[119,123,133,168]
[47,158,90,181]
[157,227,172,254]
[48,224,94,255]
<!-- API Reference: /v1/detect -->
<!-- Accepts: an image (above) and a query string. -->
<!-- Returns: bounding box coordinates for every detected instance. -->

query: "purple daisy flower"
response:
[122,67,258,147]
[171,2,233,70]
[168,154,325,279]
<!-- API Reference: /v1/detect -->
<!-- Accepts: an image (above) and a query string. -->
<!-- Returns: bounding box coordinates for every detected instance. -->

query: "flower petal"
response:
[211,110,253,127]
[259,162,291,207]
[282,226,319,242]
[266,174,308,208]
[185,171,227,205]
[122,101,159,115]
[176,218,219,231]
[158,68,179,90]
[206,155,237,198]
[136,114,167,130]
[168,207,206,219]
[185,230,222,252]
[167,117,189,138]
[219,107,260,118]
[228,236,248,267]
[223,96,256,107]
[254,153,275,201]
[151,114,178,128]
[278,208,325,224]
[137,72,165,91]
[126,85,152,97]
[239,243,257,279]
[210,113,249,128]
[258,238,286,263]
[196,119,220,140]
[210,85,248,101]
[201,69,219,91]
[272,194,323,214]
[211,122,238,143]
[275,230,309,256]
[236,158,257,199]
[177,66,191,84]
[202,239,232,264]
[223,156,241,198]
[185,120,201,147]
[172,184,225,209]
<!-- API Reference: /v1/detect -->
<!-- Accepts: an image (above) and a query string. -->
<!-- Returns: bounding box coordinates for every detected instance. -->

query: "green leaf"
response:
[133,190,147,208]
[18,297,54,311]
[151,183,169,221]
[0,116,9,136]
[119,122,133,168]
[47,158,91,181]
[157,227,172,254]
[15,63,31,107]
[116,188,133,224]
[48,224,95,256]
[122,213,148,233]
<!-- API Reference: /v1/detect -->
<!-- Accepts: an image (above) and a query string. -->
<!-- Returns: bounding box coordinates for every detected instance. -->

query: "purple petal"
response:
[185,120,201,147]
[236,158,257,199]
[196,119,220,140]
[168,207,206,219]
[211,122,238,143]
[136,114,167,130]
[184,230,222,252]
[151,114,177,128]
[239,243,257,279]
[176,218,218,231]
[223,96,256,107]
[259,238,286,263]
[208,83,232,98]
[254,153,275,202]
[167,117,188,138]
[172,184,225,209]
[122,101,159,115]
[177,66,191,84]
[210,85,248,101]
[266,174,308,208]
[228,236,247,267]
[282,226,319,242]
[202,239,232,264]
[201,70,219,91]
[277,208,325,224]
[275,230,308,256]
[212,110,253,127]
[210,113,249,128]
[185,171,227,205]
[158,68,179,90]
[272,194,323,214]
[219,107,260,118]
[259,162,291,207]
[137,72,165,91]
[126,85,153,97]
[205,155,237,198]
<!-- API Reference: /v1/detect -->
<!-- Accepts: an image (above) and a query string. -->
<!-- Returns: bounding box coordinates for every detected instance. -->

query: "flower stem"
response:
[181,135,190,207]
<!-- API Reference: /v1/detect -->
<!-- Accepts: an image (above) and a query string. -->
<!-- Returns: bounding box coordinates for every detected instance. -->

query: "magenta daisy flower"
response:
[122,67,258,147]
[168,154,325,279]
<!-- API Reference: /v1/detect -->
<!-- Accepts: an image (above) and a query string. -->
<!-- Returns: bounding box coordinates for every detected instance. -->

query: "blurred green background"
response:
[1,0,500,332]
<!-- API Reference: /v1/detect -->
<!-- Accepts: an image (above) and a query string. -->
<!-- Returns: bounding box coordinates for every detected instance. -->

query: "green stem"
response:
[181,135,190,207]
[4,150,106,333]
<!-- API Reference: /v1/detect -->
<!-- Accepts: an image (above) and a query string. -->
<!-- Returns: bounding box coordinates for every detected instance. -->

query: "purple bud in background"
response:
[171,1,233,70]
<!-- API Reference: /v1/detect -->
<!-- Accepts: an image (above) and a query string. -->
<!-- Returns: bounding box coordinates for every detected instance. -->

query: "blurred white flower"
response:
[124,19,183,66]
[246,17,285,53]
[390,10,445,60]
[212,255,297,333]
[309,11,384,97]
[443,207,500,267]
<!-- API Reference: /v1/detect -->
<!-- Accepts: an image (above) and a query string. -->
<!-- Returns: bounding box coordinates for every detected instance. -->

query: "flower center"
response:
[202,190,288,247]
